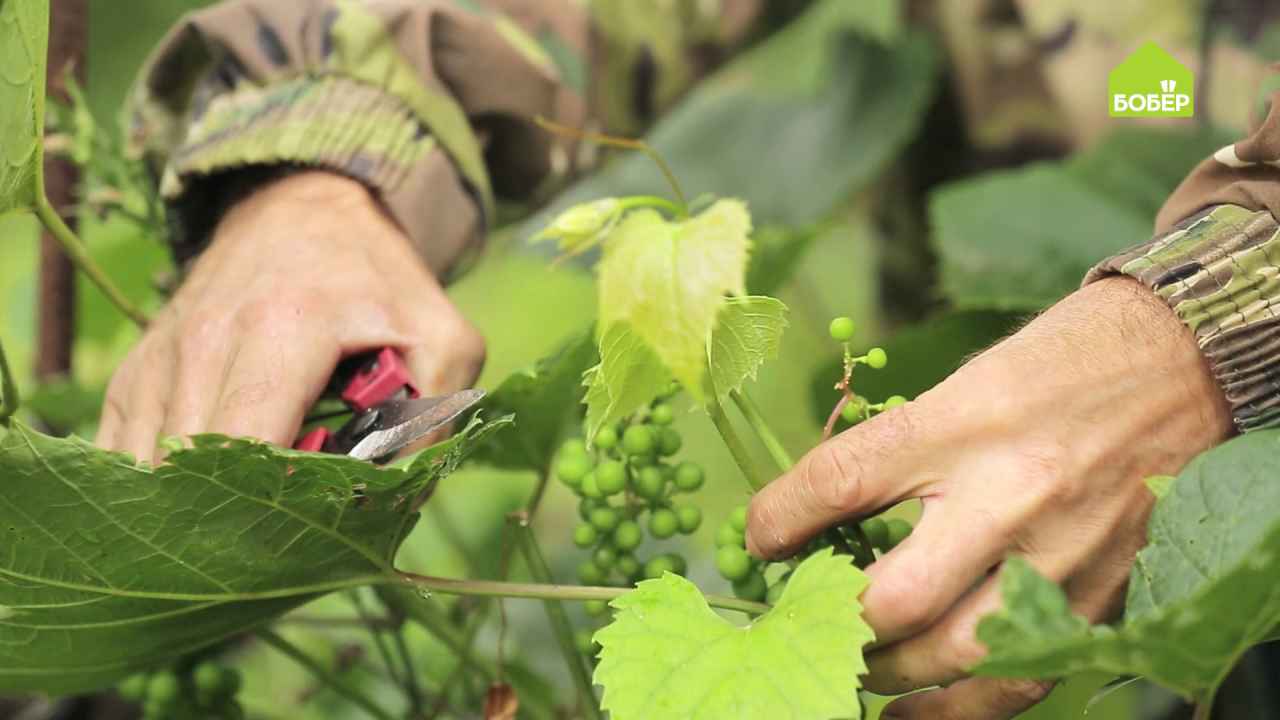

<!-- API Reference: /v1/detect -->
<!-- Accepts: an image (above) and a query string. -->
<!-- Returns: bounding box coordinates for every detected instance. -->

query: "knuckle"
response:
[177,308,230,359]
[995,679,1054,710]
[1006,441,1084,509]
[942,616,989,672]
[235,290,310,333]
[798,441,865,515]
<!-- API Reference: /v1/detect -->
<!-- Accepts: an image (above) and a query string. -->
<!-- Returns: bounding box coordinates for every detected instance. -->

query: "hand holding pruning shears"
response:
[97,172,486,463]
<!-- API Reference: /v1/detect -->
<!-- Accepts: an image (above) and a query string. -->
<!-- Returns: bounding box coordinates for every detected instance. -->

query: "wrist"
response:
[210,171,418,266]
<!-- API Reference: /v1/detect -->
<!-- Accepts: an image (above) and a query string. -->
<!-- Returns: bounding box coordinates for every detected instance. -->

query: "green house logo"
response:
[1108,42,1194,117]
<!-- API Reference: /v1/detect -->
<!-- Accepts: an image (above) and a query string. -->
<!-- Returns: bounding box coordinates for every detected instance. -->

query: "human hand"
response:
[96,171,485,463]
[746,277,1232,718]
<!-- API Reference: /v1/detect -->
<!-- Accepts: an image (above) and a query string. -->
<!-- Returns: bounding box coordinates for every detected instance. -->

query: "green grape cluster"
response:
[556,398,706,613]
[117,662,243,720]
[827,316,905,427]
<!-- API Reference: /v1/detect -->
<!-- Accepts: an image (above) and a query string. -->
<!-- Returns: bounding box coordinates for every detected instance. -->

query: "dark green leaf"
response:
[523,2,936,234]
[975,431,1280,701]
[470,331,597,472]
[930,126,1234,311]
[0,414,507,694]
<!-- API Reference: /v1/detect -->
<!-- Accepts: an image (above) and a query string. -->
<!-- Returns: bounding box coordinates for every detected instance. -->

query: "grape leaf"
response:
[974,430,1280,702]
[593,549,873,720]
[597,200,751,401]
[470,331,597,471]
[0,414,509,694]
[930,126,1234,311]
[705,295,788,402]
[0,0,47,216]
[583,321,670,441]
[522,1,936,234]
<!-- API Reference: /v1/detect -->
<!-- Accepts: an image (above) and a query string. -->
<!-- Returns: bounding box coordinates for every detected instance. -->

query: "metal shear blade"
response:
[344,388,485,461]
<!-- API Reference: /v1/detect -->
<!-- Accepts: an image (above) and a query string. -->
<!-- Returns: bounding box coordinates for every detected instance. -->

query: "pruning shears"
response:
[293,347,484,462]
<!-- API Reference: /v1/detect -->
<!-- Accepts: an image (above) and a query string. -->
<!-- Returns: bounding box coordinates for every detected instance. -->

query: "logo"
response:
[1108,42,1194,117]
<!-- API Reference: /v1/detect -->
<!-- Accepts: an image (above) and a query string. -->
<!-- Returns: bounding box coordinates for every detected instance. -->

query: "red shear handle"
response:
[292,347,419,452]
[342,347,420,412]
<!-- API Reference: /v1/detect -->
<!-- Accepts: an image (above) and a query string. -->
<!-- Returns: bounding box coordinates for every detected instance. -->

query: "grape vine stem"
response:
[394,569,769,615]
[534,116,689,215]
[257,628,397,720]
[0,337,18,425]
[35,194,150,328]
[707,395,769,491]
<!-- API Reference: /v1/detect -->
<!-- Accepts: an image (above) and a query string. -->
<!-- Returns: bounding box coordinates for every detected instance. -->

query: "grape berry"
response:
[116,662,243,720]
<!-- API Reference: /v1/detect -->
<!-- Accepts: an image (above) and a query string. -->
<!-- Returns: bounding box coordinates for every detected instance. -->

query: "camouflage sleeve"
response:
[129,0,590,279]
[129,0,759,280]
[1085,92,1280,432]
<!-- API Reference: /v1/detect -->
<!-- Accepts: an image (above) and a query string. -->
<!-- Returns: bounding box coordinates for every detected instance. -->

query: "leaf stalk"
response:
[0,338,18,425]
[35,194,149,328]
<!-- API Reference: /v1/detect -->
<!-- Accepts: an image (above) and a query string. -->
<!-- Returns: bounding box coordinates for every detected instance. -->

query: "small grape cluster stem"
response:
[257,629,397,720]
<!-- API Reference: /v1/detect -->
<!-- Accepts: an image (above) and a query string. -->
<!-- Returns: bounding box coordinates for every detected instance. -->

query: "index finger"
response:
[745,403,937,559]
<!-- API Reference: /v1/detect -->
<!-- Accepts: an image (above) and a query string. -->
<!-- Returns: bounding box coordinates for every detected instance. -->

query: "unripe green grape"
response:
[648,508,679,539]
[633,466,666,499]
[146,672,180,707]
[650,403,674,425]
[575,628,598,655]
[644,553,682,579]
[883,395,907,410]
[885,518,913,548]
[673,462,704,492]
[578,560,604,585]
[616,553,642,582]
[141,699,172,720]
[657,428,682,456]
[580,471,601,499]
[675,504,702,534]
[193,662,225,696]
[622,425,656,456]
[841,398,864,424]
[118,673,150,702]
[560,438,588,458]
[860,517,889,551]
[584,599,609,616]
[729,506,748,533]
[715,522,745,548]
[630,452,657,468]
[556,453,591,488]
[732,571,768,602]
[612,520,643,552]
[593,545,618,570]
[866,347,888,369]
[766,572,791,605]
[572,523,599,548]
[596,460,627,495]
[579,498,604,521]
[594,425,618,450]
[828,316,856,342]
[668,553,688,575]
[715,546,753,582]
[589,506,620,533]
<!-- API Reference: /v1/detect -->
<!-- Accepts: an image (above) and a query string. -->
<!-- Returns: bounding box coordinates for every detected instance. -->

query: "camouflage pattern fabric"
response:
[128,0,756,278]
[133,0,1280,430]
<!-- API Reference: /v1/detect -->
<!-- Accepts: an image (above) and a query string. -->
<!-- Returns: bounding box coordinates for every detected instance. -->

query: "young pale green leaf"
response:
[583,321,670,441]
[470,331,597,471]
[597,200,751,401]
[975,430,1280,701]
[593,549,872,720]
[530,198,623,257]
[705,295,788,401]
[0,414,507,694]
[0,0,48,216]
